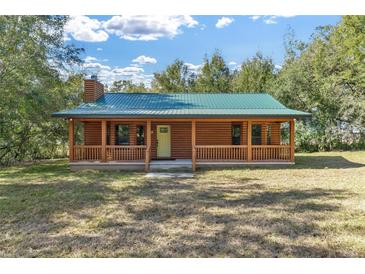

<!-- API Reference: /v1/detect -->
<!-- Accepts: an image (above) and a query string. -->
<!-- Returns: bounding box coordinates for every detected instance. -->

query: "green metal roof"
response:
[52,93,311,118]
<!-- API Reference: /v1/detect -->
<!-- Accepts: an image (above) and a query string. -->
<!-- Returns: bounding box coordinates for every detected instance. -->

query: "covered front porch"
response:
[68,118,295,171]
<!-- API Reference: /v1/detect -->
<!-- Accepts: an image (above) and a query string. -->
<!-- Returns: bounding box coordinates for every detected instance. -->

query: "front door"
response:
[157,125,171,158]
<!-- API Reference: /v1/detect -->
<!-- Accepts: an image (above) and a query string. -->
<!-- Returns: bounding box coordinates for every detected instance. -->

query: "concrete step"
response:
[149,160,192,171]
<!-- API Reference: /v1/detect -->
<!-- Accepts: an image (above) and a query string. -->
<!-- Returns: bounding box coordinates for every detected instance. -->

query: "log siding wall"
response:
[82,120,283,159]
[84,122,101,145]
[196,122,232,145]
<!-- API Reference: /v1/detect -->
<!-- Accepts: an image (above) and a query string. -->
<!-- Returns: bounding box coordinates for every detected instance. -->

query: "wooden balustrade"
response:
[72,145,146,161]
[72,145,291,162]
[252,145,291,161]
[195,145,248,161]
[195,145,291,162]
[106,145,146,161]
[73,145,102,161]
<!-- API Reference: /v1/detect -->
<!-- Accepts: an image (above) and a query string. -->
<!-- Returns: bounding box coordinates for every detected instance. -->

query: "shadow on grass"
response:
[0,159,142,182]
[293,156,365,169]
[103,177,353,257]
[198,155,364,172]
[0,159,363,257]
[0,160,145,257]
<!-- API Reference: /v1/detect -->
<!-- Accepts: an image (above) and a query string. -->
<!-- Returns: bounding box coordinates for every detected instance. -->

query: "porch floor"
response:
[70,159,294,171]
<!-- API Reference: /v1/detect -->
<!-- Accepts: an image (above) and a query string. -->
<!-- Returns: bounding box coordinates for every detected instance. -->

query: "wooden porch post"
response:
[101,120,107,162]
[247,120,252,161]
[192,120,196,171]
[290,119,295,162]
[145,120,151,172]
[68,119,74,162]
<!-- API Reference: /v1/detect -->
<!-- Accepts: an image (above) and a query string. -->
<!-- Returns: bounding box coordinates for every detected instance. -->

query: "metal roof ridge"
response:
[93,107,288,110]
[102,92,272,95]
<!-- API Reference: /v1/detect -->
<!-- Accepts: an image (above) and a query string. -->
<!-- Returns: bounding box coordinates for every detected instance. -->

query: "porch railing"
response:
[72,145,146,161]
[72,145,291,162]
[106,145,146,161]
[195,145,248,161]
[195,145,291,162]
[252,145,291,161]
[73,145,102,161]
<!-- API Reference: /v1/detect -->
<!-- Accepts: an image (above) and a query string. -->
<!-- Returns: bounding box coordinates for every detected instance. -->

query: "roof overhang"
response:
[52,112,311,120]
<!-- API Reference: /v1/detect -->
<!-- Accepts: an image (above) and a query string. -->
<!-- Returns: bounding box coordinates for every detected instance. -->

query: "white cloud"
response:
[103,15,198,41]
[84,64,151,87]
[84,56,109,65]
[264,16,278,24]
[80,55,149,86]
[228,61,240,71]
[63,33,71,41]
[96,48,103,51]
[184,63,202,74]
[83,62,111,70]
[132,55,157,65]
[84,56,98,63]
[131,74,154,87]
[250,15,295,25]
[65,15,200,42]
[275,64,283,70]
[215,17,234,29]
[64,16,108,42]
[249,16,261,21]
[112,66,144,76]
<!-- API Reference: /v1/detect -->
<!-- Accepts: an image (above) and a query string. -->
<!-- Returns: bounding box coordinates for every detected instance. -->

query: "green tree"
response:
[0,16,83,165]
[195,51,231,92]
[272,16,365,151]
[152,60,195,92]
[232,52,275,92]
[110,80,148,93]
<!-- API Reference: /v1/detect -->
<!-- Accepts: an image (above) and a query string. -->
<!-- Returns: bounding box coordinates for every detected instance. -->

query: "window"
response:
[136,125,145,145]
[115,125,129,145]
[280,122,290,145]
[252,124,262,145]
[159,127,168,133]
[106,123,110,145]
[232,125,241,145]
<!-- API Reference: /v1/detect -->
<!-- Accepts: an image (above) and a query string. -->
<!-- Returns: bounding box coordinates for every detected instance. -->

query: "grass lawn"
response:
[0,151,364,257]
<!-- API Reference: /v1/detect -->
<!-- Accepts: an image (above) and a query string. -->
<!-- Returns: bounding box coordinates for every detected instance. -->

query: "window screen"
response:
[252,124,262,145]
[106,123,110,145]
[115,125,129,145]
[232,125,241,145]
[136,125,145,145]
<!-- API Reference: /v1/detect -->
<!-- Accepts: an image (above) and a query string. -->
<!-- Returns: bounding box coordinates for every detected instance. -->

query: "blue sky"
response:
[64,15,341,86]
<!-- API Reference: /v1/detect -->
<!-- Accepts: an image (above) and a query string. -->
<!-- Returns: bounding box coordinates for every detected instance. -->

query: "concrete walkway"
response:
[145,172,194,178]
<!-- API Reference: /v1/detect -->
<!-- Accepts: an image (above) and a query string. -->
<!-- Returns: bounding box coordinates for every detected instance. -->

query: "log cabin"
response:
[52,78,310,171]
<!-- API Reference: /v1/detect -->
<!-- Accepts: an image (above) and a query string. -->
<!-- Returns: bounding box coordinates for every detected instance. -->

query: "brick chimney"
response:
[84,76,104,102]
